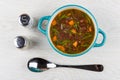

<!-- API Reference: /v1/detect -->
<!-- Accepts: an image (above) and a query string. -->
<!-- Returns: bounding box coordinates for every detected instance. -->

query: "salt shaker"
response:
[19,14,35,28]
[14,36,30,49]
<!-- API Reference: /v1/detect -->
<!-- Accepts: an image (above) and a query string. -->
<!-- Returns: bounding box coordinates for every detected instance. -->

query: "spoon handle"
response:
[57,64,103,72]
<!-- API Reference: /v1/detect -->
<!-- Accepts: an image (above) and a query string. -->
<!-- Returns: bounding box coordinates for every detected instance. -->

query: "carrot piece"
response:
[67,13,71,16]
[52,20,57,26]
[56,45,65,51]
[88,26,92,32]
[69,20,74,26]
[52,36,57,41]
[71,29,76,34]
[73,41,78,47]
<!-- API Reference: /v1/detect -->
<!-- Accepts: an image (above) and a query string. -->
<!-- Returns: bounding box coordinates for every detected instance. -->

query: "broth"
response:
[50,9,95,54]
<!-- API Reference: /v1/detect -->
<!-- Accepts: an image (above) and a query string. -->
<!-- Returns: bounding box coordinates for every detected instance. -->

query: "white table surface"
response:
[0,0,120,80]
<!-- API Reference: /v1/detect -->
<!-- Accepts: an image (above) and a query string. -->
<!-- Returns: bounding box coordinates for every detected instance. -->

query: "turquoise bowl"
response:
[38,4,106,57]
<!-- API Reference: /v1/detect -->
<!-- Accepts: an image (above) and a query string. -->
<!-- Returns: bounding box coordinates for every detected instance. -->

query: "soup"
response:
[50,9,95,54]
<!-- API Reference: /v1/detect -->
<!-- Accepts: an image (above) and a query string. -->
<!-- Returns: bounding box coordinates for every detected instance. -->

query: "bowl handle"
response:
[94,28,106,47]
[38,16,51,35]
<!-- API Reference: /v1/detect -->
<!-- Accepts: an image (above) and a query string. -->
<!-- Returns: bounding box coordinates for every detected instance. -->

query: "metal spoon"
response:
[27,58,104,72]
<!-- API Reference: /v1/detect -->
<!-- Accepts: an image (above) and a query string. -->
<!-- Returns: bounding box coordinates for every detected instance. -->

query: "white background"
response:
[0,0,120,80]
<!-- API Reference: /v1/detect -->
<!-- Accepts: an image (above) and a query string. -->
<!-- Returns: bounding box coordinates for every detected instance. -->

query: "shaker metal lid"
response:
[19,14,30,26]
[14,36,26,48]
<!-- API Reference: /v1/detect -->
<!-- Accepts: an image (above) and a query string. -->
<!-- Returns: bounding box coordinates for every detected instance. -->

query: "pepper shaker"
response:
[14,36,30,49]
[19,13,35,28]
